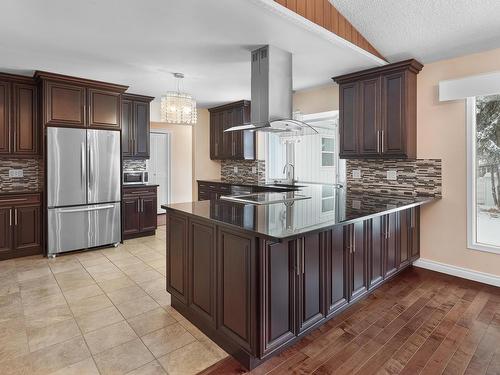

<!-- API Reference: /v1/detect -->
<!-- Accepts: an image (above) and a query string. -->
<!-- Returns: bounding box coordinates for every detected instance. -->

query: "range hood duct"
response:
[225,45,317,136]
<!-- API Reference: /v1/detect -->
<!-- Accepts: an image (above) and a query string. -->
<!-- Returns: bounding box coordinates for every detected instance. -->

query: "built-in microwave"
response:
[123,171,149,185]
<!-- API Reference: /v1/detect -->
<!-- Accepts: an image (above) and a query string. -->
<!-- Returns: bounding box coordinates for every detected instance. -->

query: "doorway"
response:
[147,132,172,216]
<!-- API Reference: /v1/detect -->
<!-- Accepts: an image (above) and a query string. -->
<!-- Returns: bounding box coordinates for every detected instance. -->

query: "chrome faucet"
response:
[282,163,295,184]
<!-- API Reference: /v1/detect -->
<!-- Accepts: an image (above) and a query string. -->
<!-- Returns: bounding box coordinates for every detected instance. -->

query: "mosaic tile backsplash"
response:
[123,159,147,172]
[0,158,43,193]
[346,159,442,197]
[221,160,266,184]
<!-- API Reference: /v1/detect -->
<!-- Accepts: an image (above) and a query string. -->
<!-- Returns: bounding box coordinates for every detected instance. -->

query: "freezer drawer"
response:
[48,203,121,255]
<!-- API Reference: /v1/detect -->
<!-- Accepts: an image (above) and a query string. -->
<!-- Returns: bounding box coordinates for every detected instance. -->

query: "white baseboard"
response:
[413,258,500,287]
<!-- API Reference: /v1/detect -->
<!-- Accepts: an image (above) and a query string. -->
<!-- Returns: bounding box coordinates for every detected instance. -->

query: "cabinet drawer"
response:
[0,194,41,207]
[123,186,157,197]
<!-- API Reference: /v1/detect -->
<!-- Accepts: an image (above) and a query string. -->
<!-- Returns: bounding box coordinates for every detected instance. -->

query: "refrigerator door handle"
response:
[81,143,85,187]
[58,205,115,213]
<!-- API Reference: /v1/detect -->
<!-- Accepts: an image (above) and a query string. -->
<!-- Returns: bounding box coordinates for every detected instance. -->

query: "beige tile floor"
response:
[0,226,227,375]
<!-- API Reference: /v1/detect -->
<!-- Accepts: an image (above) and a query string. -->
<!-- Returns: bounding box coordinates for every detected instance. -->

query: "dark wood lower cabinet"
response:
[122,186,157,240]
[165,205,421,370]
[0,194,42,260]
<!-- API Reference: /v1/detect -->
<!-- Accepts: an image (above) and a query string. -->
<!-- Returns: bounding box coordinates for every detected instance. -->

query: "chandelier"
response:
[160,73,197,125]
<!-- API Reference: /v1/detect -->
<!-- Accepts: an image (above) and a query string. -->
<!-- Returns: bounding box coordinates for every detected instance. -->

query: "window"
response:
[467,95,500,253]
[321,137,335,167]
[321,185,335,212]
[266,111,345,185]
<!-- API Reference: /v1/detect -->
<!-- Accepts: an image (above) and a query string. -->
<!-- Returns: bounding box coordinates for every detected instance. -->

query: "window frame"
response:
[466,97,500,254]
[320,136,336,168]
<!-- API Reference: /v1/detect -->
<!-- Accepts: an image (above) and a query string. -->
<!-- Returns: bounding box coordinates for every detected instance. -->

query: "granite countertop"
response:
[163,183,438,241]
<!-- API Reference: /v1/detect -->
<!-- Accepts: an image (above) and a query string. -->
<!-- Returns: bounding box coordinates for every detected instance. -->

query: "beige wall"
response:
[192,109,221,200]
[293,84,339,114]
[418,47,500,276]
[150,122,193,204]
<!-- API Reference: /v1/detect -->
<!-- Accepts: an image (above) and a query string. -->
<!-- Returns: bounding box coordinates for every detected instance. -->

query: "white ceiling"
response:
[0,0,384,108]
[330,0,500,63]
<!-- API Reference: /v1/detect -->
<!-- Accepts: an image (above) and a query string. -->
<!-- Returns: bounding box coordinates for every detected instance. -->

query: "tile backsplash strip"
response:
[346,159,442,197]
[123,159,147,172]
[221,160,266,184]
[0,158,43,193]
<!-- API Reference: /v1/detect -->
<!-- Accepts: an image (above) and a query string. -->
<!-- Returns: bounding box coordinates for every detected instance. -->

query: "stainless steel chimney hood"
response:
[225,45,317,136]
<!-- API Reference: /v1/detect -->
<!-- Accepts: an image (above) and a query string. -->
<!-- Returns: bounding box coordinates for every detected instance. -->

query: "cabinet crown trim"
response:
[208,100,250,112]
[123,93,155,102]
[332,59,423,84]
[34,71,128,92]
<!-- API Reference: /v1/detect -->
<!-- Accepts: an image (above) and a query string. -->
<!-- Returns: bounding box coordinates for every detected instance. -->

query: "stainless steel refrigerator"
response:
[47,127,121,256]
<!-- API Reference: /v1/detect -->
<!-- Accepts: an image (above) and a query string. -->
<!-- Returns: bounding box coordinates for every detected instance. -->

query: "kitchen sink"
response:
[220,192,311,205]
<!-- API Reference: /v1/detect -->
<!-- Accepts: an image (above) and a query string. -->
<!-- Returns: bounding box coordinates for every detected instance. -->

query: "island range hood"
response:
[224,45,317,135]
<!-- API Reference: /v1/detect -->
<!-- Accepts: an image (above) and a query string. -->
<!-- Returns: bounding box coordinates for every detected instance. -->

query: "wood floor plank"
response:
[464,313,500,375]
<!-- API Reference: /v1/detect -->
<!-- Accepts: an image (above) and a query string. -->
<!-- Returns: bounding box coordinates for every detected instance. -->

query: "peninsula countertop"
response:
[162,183,438,241]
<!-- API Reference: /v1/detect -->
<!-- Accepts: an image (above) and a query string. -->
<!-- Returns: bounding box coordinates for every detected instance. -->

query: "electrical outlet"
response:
[252,167,257,174]
[352,169,361,179]
[9,169,24,178]
[233,166,238,173]
[386,170,397,181]
[352,200,361,209]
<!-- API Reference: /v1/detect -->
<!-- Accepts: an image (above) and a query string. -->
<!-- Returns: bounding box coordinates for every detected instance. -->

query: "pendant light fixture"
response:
[160,73,197,125]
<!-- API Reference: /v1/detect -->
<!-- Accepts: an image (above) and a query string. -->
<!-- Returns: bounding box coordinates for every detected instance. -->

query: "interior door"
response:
[47,127,87,208]
[148,132,170,213]
[87,129,121,204]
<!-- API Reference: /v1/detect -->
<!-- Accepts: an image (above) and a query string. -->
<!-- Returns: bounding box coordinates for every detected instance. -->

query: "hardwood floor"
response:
[198,267,500,375]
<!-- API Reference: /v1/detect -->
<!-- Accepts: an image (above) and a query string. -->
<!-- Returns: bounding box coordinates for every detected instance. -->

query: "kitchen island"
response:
[162,184,436,369]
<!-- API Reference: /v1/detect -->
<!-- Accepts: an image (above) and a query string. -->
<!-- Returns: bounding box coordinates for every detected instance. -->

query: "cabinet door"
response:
[399,210,410,268]
[381,72,406,156]
[383,212,399,278]
[121,99,133,157]
[222,109,234,158]
[217,228,256,354]
[359,77,381,156]
[45,82,86,126]
[0,207,12,253]
[88,89,121,129]
[189,220,217,326]
[348,221,368,301]
[122,197,141,236]
[13,83,38,155]
[210,112,222,160]
[167,213,189,304]
[297,234,325,334]
[409,207,420,259]
[325,226,348,316]
[139,195,157,232]
[13,205,40,251]
[368,216,384,290]
[134,101,150,158]
[0,81,11,154]
[260,240,295,357]
[339,83,358,158]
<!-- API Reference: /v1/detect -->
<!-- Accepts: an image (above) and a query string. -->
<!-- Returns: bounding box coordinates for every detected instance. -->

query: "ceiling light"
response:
[160,73,197,125]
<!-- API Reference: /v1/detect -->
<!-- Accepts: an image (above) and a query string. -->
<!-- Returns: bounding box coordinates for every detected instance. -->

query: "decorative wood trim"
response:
[122,93,155,102]
[34,71,128,93]
[332,59,423,84]
[274,0,386,61]
[413,258,500,287]
[208,100,251,113]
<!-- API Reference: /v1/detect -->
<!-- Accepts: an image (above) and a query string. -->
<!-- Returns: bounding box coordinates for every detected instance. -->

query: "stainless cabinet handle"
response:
[137,200,140,213]
[81,143,85,187]
[377,130,380,153]
[352,228,356,253]
[381,130,385,153]
[9,209,12,226]
[296,243,300,276]
[141,199,144,212]
[14,209,18,226]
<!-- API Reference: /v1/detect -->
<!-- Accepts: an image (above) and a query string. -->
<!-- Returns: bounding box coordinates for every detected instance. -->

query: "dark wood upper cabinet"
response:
[13,83,38,155]
[209,100,255,160]
[0,81,11,154]
[87,89,121,129]
[260,240,296,357]
[0,75,40,158]
[44,81,86,127]
[35,71,129,131]
[121,94,153,159]
[333,59,422,159]
[121,99,133,157]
